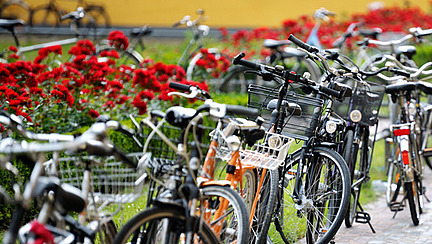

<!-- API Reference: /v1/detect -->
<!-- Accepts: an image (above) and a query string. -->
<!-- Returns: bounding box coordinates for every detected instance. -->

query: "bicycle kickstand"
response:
[355,202,376,233]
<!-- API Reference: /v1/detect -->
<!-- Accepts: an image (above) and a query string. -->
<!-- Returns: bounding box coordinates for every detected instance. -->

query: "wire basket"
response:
[241,132,294,170]
[333,78,385,126]
[248,84,324,141]
[55,152,146,210]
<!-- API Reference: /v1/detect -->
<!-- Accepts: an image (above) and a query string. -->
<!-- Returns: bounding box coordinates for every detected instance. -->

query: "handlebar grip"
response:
[169,82,192,92]
[226,105,259,117]
[389,68,411,78]
[232,53,260,70]
[288,34,319,53]
[319,86,343,99]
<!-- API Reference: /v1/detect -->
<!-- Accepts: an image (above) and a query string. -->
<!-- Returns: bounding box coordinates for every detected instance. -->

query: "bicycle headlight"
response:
[350,110,362,123]
[226,135,241,151]
[325,120,337,134]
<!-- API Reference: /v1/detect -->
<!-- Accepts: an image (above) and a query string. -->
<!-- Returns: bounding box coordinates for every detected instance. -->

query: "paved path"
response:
[334,167,432,243]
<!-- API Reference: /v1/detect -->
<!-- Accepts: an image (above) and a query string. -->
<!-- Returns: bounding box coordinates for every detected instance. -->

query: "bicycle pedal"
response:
[355,211,371,224]
[389,202,404,212]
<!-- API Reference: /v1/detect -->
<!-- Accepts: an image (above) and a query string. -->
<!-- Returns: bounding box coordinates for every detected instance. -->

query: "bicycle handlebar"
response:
[288,34,319,53]
[168,82,211,99]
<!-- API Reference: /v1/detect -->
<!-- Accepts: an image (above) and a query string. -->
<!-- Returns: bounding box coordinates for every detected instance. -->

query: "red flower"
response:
[8,46,18,53]
[68,40,96,55]
[108,30,129,50]
[100,50,120,59]
[88,109,100,118]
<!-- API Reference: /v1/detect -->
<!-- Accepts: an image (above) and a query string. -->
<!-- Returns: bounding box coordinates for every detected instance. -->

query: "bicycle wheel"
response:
[216,65,261,93]
[84,6,111,28]
[405,180,420,226]
[113,205,219,244]
[240,169,257,212]
[282,55,321,82]
[386,161,403,206]
[275,146,350,244]
[251,168,278,244]
[200,185,249,244]
[98,218,117,244]
[0,0,31,23]
[96,46,143,68]
[30,5,59,28]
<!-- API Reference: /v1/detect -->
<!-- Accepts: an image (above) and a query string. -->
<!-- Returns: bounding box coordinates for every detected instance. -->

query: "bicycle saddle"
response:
[0,19,24,32]
[417,81,432,95]
[358,28,382,39]
[263,39,291,49]
[267,99,302,116]
[394,45,417,60]
[165,106,197,128]
[131,26,152,37]
[385,82,417,94]
[33,177,86,214]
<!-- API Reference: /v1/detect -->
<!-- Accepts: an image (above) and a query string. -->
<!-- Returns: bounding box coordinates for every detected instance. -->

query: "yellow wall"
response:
[25,0,431,28]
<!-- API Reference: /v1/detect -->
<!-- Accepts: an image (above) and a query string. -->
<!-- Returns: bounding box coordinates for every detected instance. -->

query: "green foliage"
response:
[413,42,432,66]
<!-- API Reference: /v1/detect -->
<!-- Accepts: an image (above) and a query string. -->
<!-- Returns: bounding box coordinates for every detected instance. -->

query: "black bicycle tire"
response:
[216,66,258,93]
[254,168,278,244]
[386,162,403,206]
[113,205,219,244]
[96,46,143,68]
[276,146,350,244]
[98,218,117,244]
[405,181,420,226]
[29,5,59,28]
[200,184,249,244]
[342,129,357,228]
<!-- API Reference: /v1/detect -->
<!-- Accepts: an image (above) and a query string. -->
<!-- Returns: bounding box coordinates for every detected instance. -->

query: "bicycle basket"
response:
[241,132,294,170]
[333,78,385,126]
[55,152,146,209]
[248,84,324,141]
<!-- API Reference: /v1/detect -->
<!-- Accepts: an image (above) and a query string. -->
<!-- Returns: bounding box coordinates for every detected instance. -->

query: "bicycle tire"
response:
[113,205,219,244]
[342,129,362,228]
[200,184,249,244]
[241,169,257,212]
[275,146,350,244]
[98,218,117,244]
[386,162,403,206]
[0,0,31,23]
[216,65,260,93]
[29,5,59,28]
[253,169,278,244]
[405,181,420,226]
[96,46,143,68]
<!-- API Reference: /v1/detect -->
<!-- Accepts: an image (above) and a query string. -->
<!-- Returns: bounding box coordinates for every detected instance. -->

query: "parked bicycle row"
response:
[2,7,432,243]
[2,25,432,244]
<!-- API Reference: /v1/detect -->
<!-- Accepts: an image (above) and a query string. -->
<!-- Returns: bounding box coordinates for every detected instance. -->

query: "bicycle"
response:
[114,95,258,243]
[167,82,290,243]
[233,34,355,243]
[0,112,140,243]
[0,8,96,61]
[30,0,110,29]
